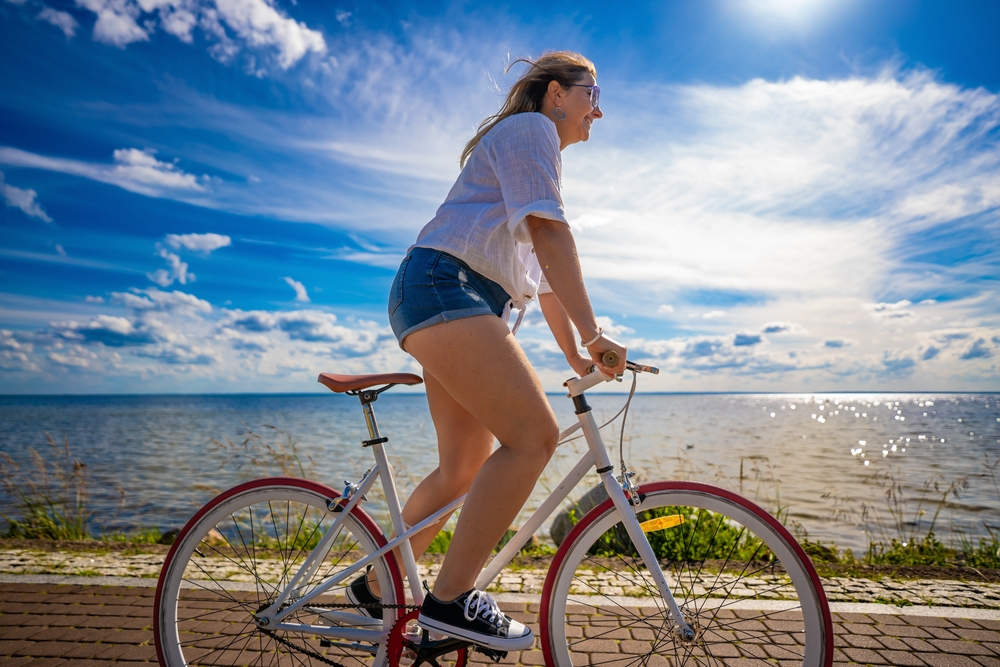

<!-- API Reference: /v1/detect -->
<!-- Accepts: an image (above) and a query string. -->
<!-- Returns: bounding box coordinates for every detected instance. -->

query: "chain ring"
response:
[247,600,421,667]
[387,609,469,667]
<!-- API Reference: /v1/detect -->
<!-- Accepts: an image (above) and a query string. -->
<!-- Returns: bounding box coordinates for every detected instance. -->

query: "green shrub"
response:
[867,533,953,566]
[589,505,774,563]
[961,535,1000,569]
[800,539,840,563]
[425,529,453,554]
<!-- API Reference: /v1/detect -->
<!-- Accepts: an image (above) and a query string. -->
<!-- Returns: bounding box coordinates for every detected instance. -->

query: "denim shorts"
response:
[388,247,512,348]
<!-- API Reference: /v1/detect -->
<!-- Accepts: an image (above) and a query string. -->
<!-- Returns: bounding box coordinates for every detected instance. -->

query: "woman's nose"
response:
[592,106,603,119]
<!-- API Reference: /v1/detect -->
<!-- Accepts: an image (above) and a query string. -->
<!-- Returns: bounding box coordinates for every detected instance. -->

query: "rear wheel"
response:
[541,481,833,667]
[155,477,405,667]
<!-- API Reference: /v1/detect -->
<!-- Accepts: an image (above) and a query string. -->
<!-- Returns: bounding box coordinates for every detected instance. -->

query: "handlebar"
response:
[602,350,659,375]
[566,355,659,397]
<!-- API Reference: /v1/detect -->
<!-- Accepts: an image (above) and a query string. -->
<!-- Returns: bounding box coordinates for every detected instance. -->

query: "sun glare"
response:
[732,0,840,32]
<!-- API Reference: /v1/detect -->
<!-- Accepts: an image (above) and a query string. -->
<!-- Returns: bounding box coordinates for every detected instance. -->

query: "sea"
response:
[1,392,998,553]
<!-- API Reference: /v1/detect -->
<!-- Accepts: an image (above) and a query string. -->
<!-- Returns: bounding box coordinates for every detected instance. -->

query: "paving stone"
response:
[3,579,1000,665]
[839,621,883,636]
[842,647,889,664]
[842,633,884,649]
[955,629,1000,642]
[928,639,996,656]
[922,656,986,667]
[903,637,941,652]
[878,649,928,666]
[880,635,916,651]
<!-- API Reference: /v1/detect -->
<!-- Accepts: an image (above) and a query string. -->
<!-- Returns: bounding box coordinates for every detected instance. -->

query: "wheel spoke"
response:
[545,485,830,667]
[156,481,406,667]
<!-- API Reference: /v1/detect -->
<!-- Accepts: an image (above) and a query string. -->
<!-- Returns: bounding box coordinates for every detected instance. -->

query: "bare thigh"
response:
[404,315,558,452]
[424,370,494,486]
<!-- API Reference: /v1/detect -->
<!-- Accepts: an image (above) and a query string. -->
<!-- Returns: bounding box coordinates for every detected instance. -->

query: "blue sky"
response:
[1,0,998,393]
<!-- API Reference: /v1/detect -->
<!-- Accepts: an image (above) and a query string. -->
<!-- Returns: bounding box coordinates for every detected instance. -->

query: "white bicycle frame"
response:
[253,367,695,643]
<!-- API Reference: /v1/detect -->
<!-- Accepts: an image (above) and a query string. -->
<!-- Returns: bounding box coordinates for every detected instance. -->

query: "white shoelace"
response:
[462,590,503,626]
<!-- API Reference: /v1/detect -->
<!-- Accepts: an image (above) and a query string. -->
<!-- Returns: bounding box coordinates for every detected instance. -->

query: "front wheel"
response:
[154,477,405,667]
[541,481,833,667]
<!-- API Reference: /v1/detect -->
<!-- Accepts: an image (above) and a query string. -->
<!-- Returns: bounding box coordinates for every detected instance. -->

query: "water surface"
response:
[1,392,997,552]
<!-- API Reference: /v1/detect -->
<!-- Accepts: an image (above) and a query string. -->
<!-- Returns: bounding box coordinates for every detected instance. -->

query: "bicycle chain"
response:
[255,601,422,667]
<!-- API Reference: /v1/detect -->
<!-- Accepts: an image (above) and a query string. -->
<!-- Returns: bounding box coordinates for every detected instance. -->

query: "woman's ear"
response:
[547,79,564,104]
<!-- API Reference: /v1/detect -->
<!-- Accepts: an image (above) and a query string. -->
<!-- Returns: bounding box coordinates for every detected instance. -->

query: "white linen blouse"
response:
[413,112,568,311]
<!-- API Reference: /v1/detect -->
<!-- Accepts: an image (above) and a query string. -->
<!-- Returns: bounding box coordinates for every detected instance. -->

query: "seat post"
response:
[356,389,389,447]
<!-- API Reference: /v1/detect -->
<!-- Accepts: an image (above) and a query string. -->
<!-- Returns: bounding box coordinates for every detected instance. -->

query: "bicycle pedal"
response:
[320,639,332,647]
[473,646,508,663]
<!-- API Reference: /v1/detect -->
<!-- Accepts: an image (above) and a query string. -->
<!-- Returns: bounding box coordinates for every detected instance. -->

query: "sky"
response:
[1,0,998,394]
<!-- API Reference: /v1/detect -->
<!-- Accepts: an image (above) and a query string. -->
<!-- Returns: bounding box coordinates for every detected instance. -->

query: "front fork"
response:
[574,403,696,642]
[597,468,696,641]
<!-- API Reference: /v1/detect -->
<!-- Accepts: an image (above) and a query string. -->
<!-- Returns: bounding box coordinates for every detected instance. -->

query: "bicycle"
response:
[154,355,833,667]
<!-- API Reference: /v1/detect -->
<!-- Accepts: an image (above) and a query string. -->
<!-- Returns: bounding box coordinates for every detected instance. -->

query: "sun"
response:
[731,0,843,32]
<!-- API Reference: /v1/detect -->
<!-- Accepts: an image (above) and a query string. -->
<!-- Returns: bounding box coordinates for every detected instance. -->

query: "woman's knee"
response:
[500,416,558,461]
[539,419,560,459]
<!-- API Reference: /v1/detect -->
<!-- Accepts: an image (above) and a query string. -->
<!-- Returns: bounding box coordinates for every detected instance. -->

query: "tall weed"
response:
[1,434,91,540]
[208,424,316,482]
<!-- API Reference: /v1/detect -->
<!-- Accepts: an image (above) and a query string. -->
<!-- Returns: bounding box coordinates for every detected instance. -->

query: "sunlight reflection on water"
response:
[1,392,998,551]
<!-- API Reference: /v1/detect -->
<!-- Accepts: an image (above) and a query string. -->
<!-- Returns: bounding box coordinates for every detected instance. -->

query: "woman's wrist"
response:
[580,327,603,348]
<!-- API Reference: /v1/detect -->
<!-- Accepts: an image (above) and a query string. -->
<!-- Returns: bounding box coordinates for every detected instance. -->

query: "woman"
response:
[351,51,626,651]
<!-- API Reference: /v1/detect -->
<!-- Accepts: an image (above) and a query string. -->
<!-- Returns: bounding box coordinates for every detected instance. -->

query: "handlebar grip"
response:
[602,350,620,367]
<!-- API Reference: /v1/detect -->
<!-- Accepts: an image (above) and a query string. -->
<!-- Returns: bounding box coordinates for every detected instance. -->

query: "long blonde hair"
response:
[460,51,596,167]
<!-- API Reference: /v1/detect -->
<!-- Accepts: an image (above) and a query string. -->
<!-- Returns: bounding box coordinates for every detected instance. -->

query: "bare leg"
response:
[403,315,559,601]
[367,371,494,597]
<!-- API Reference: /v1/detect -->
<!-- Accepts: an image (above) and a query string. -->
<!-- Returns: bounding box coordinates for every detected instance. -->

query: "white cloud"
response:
[67,0,325,70]
[165,232,231,253]
[111,148,205,191]
[595,316,634,339]
[112,288,212,315]
[865,300,914,321]
[565,70,1000,307]
[49,351,92,368]
[0,146,207,199]
[0,171,52,222]
[147,246,192,287]
[701,311,727,319]
[657,304,674,314]
[76,0,148,47]
[38,7,79,37]
[283,276,309,302]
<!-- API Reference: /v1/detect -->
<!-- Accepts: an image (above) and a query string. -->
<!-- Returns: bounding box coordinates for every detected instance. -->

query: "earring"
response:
[553,107,566,120]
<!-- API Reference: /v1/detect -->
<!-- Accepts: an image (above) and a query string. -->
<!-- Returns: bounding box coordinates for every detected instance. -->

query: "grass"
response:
[1,433,92,540]
[207,424,317,483]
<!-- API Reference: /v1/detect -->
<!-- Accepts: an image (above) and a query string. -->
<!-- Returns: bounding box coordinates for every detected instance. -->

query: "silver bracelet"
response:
[580,327,604,348]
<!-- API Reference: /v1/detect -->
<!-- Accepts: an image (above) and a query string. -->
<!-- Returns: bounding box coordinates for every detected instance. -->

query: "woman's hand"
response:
[587,333,627,377]
[566,351,594,378]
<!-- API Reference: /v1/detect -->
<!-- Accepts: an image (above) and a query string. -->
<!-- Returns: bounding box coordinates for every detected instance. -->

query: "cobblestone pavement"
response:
[2,548,999,608]
[2,580,1000,666]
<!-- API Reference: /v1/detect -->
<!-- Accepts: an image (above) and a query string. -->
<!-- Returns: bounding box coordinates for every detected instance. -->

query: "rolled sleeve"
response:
[487,114,569,244]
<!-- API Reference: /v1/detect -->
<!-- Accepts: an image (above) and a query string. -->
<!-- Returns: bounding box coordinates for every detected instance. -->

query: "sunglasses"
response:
[568,84,600,109]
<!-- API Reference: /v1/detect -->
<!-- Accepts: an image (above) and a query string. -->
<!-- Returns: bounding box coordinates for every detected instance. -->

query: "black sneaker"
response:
[418,589,533,651]
[346,571,382,620]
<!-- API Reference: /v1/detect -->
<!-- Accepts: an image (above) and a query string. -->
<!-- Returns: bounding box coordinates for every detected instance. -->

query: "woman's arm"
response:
[527,215,626,375]
[539,292,593,377]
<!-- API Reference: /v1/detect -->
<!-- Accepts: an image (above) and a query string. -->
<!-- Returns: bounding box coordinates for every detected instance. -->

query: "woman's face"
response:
[554,73,603,148]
